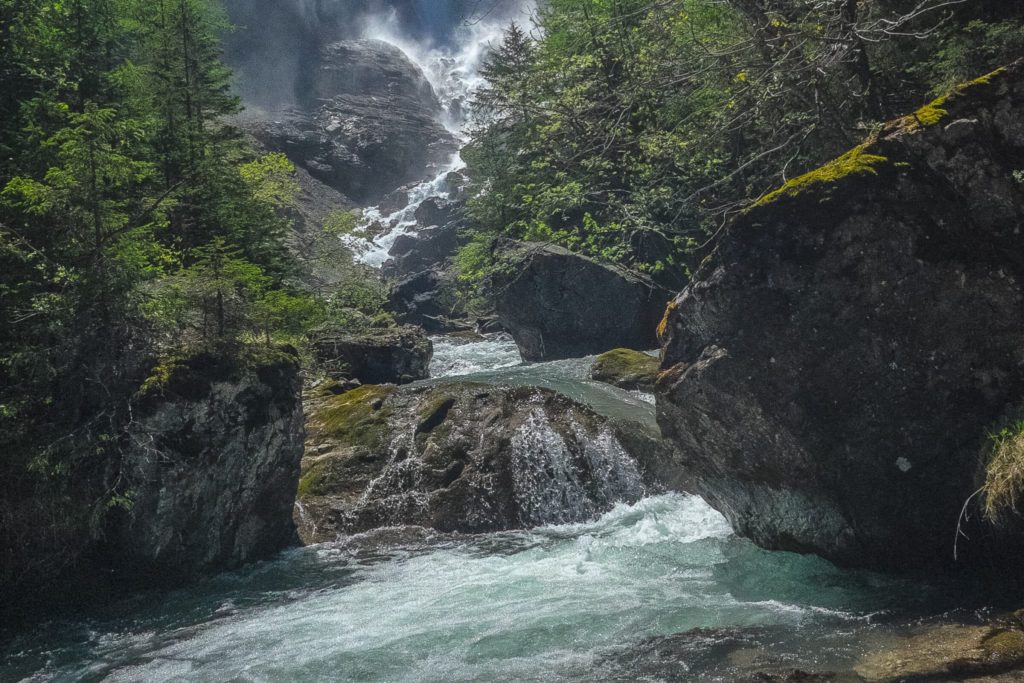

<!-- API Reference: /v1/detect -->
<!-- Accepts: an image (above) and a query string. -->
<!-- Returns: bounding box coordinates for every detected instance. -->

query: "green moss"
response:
[752,142,890,208]
[898,66,1008,132]
[297,464,327,498]
[751,66,1011,211]
[591,348,660,391]
[312,384,396,451]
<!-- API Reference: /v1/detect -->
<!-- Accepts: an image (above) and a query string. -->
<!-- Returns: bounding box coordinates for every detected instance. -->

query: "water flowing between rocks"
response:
[1,337,967,682]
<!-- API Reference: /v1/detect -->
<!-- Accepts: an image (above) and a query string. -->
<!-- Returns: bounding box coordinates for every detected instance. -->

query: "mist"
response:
[222,0,534,110]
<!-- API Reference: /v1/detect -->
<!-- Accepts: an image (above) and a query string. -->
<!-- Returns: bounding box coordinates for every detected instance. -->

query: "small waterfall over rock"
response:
[510,409,644,527]
[296,383,656,541]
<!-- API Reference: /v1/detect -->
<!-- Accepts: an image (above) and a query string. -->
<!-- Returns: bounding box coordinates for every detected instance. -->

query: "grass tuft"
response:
[983,420,1024,522]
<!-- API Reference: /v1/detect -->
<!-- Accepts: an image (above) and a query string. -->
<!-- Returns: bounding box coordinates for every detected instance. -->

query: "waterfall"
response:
[343,2,534,266]
[510,410,645,527]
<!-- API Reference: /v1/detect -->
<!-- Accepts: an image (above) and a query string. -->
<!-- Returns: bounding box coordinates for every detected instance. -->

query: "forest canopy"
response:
[460,0,1024,287]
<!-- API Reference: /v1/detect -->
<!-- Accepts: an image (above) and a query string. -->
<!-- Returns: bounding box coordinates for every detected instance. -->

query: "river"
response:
[1,336,976,682]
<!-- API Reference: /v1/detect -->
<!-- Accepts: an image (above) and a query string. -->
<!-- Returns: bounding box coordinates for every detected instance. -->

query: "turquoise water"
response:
[1,494,933,682]
[0,338,949,682]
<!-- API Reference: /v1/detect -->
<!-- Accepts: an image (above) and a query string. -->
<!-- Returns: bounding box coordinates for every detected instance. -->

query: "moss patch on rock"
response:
[896,66,1009,133]
[752,142,890,208]
[750,66,1011,211]
[591,348,660,392]
[311,384,396,451]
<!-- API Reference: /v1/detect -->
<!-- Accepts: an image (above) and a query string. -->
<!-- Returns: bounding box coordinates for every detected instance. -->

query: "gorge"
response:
[4,1,1024,682]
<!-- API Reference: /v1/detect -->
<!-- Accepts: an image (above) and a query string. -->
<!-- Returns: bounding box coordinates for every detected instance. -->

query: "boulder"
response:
[492,241,671,362]
[382,222,459,279]
[311,324,432,384]
[294,382,675,542]
[591,348,660,392]
[855,623,1024,681]
[240,40,459,203]
[413,196,462,228]
[656,65,1024,572]
[117,350,304,581]
[387,269,454,331]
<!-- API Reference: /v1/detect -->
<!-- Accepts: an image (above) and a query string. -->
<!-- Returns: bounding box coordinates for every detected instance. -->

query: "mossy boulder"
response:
[591,348,660,392]
[657,63,1024,574]
[294,382,681,544]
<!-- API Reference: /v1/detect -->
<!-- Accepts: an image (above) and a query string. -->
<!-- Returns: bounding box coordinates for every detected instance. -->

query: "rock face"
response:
[311,324,432,384]
[116,351,304,581]
[657,66,1024,572]
[591,348,661,392]
[242,39,458,203]
[295,382,675,542]
[382,223,460,280]
[492,241,670,362]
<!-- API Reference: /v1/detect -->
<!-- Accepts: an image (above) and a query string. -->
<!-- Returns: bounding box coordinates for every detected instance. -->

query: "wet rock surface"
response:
[854,619,1024,682]
[310,324,433,385]
[657,65,1024,573]
[294,382,673,543]
[492,241,671,362]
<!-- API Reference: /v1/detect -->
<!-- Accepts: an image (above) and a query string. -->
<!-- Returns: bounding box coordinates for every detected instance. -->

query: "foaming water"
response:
[342,153,465,267]
[430,333,523,377]
[0,494,934,682]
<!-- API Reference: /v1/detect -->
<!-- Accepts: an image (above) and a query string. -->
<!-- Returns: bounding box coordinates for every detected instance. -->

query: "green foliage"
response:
[463,0,1023,292]
[917,19,1024,94]
[0,0,328,596]
[322,209,364,237]
[240,153,300,210]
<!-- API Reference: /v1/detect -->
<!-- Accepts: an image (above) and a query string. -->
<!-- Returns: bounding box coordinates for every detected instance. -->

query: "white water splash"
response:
[341,153,466,267]
[430,333,523,377]
[510,409,645,527]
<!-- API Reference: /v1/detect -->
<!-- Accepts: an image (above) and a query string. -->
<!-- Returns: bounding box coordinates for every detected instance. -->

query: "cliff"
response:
[657,64,1024,573]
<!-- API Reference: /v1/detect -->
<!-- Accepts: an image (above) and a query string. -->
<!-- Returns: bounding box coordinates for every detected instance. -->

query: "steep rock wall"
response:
[657,64,1024,573]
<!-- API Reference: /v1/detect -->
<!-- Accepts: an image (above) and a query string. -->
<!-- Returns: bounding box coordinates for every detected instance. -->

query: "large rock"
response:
[295,382,677,542]
[855,623,1024,682]
[591,348,661,392]
[311,324,432,384]
[241,39,459,203]
[492,241,670,362]
[382,223,459,279]
[387,269,459,331]
[116,350,304,581]
[657,65,1024,573]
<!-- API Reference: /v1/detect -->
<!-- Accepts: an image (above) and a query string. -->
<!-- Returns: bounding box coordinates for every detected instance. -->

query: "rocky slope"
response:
[294,382,680,543]
[656,65,1024,572]
[492,241,670,361]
